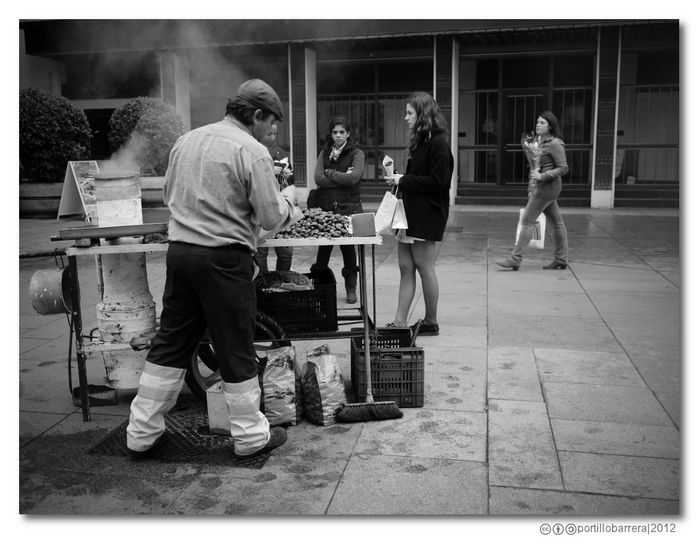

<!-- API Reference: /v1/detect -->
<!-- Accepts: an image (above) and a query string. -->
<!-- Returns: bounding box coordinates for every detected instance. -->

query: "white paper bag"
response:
[515,209,546,249]
[374,189,399,234]
[391,199,408,230]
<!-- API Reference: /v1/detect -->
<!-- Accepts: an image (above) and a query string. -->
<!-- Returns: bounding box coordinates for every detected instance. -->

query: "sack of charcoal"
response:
[261,346,300,427]
[301,344,347,426]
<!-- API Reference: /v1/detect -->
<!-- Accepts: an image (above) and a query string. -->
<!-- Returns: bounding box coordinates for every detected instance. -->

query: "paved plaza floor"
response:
[14,205,686,545]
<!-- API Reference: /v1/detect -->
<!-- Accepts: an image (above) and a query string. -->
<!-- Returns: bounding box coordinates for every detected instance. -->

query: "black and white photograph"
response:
[11,4,695,552]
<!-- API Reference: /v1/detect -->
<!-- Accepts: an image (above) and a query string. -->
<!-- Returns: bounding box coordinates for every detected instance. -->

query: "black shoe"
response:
[411,320,439,336]
[496,258,520,271]
[234,427,287,459]
[543,261,567,270]
[126,433,168,460]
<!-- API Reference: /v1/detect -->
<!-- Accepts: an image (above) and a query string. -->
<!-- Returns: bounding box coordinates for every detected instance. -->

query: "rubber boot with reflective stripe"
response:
[222,376,270,456]
[126,361,185,452]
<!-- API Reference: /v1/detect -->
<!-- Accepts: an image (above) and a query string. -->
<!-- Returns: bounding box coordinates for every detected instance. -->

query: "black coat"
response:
[399,130,454,241]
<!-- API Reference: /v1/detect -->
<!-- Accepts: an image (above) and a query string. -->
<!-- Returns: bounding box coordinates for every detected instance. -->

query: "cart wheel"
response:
[185,311,290,402]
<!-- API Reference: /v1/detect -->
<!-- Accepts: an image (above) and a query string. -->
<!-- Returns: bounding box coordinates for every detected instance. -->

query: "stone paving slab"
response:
[601,313,680,349]
[353,409,487,462]
[488,290,598,318]
[551,419,680,458]
[166,455,348,515]
[572,270,679,293]
[489,486,679,515]
[487,347,543,402]
[488,313,622,352]
[652,270,679,287]
[415,325,487,349]
[19,335,72,361]
[439,252,489,268]
[625,347,680,391]
[488,400,563,490]
[21,316,74,341]
[19,353,113,413]
[432,301,487,328]
[277,421,364,461]
[20,411,70,446]
[575,260,680,278]
[488,268,583,293]
[654,390,681,428]
[327,454,488,515]
[534,348,646,387]
[543,382,675,426]
[19,312,65,332]
[558,451,679,500]
[587,291,680,316]
[424,346,486,376]
[424,367,486,412]
[21,466,195,515]
[569,242,649,266]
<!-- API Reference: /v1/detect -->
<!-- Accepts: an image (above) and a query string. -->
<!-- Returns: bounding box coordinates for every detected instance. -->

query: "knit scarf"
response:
[329,141,347,162]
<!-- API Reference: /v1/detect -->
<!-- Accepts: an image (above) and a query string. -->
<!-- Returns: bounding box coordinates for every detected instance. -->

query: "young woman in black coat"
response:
[385,92,454,336]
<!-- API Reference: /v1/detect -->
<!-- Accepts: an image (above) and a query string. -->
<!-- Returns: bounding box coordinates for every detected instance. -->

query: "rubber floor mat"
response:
[87,410,271,469]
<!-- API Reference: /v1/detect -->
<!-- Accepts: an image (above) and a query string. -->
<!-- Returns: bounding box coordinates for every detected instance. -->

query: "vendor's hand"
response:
[282,168,293,177]
[273,166,282,175]
[530,170,542,181]
[384,173,402,186]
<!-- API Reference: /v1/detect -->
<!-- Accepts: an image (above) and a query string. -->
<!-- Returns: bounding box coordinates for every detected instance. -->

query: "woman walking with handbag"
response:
[384,92,454,336]
[307,116,365,303]
[497,110,569,271]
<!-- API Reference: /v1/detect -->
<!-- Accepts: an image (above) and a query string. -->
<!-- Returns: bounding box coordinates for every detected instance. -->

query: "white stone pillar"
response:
[305,47,317,192]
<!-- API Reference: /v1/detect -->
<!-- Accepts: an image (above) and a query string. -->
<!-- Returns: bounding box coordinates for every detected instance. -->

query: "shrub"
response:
[108,97,183,176]
[19,88,92,182]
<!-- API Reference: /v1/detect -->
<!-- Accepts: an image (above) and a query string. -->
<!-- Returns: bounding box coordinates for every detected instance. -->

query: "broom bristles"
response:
[335,401,403,423]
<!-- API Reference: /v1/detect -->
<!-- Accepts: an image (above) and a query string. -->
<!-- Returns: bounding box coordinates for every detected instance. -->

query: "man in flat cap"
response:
[126,79,302,460]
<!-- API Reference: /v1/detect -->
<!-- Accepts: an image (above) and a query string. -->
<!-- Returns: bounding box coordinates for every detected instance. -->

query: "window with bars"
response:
[616,85,679,184]
[458,55,595,186]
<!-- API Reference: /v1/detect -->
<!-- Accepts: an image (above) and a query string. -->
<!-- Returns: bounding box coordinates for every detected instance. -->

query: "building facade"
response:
[20,19,680,208]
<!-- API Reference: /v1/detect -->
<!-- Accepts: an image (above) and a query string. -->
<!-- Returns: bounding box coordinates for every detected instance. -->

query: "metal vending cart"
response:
[56,224,382,421]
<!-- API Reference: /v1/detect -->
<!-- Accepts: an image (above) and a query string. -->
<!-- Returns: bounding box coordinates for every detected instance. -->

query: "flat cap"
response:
[235,79,284,122]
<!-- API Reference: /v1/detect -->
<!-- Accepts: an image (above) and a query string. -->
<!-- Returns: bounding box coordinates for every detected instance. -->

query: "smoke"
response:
[100,133,146,175]
[180,22,253,126]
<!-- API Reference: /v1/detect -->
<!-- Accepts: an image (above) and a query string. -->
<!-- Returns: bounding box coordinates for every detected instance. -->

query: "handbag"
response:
[374,185,400,235]
[515,209,546,249]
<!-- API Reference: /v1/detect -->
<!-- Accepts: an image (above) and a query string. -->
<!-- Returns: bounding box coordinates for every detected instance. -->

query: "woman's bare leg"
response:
[411,241,439,324]
[392,241,416,326]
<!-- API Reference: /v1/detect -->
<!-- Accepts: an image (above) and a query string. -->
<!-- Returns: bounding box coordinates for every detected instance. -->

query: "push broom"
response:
[335,246,406,423]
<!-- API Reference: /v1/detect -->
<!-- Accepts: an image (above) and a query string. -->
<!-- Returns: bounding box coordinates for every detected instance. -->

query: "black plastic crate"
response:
[350,328,424,408]
[256,268,338,334]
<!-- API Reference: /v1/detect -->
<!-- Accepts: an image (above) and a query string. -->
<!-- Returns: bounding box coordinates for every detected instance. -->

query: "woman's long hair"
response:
[538,110,563,141]
[322,116,355,154]
[406,92,447,152]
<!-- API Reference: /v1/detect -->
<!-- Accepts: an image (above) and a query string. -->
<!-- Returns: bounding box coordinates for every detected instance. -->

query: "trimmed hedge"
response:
[108,97,183,176]
[19,88,92,183]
